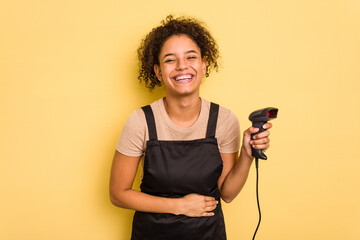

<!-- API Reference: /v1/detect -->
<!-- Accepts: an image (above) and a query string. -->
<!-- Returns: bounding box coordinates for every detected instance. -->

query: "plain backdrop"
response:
[1,0,359,239]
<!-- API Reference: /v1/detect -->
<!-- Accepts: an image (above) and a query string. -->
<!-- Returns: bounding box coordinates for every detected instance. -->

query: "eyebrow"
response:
[162,50,199,59]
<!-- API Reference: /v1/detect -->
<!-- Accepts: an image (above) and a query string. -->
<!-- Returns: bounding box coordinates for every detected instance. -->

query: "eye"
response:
[164,58,175,63]
[188,56,197,60]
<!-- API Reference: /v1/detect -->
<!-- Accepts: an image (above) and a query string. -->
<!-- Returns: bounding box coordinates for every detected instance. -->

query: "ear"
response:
[154,64,162,81]
[202,58,207,75]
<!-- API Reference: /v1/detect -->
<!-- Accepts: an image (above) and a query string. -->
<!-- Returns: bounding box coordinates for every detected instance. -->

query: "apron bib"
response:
[131,103,226,240]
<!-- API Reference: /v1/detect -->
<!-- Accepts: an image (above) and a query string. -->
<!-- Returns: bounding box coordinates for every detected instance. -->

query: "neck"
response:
[163,94,202,128]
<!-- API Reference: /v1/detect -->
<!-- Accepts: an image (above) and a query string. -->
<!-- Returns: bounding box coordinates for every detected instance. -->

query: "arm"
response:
[218,123,272,203]
[109,151,218,217]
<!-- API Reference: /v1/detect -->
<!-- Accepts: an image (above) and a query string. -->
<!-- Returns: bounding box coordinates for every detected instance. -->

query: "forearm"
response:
[110,152,216,217]
[220,147,254,203]
[110,188,181,215]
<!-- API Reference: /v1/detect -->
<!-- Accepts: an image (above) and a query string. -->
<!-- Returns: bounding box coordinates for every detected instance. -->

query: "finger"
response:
[263,122,273,129]
[204,206,217,213]
[204,202,218,211]
[204,196,216,202]
[204,199,218,207]
[207,201,218,209]
[249,127,260,133]
[201,212,215,217]
[251,143,270,150]
[203,201,216,208]
[250,138,270,145]
[252,130,270,139]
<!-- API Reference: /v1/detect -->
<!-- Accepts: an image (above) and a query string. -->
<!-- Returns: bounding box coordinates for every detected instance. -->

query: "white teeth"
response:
[175,75,192,81]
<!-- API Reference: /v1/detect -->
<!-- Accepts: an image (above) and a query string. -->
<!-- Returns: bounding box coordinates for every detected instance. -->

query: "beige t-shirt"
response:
[116,98,240,157]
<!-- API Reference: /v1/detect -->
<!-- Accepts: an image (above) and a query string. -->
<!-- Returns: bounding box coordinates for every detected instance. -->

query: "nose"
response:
[176,57,187,71]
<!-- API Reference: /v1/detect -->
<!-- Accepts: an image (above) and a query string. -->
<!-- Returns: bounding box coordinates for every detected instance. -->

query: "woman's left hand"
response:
[241,122,272,159]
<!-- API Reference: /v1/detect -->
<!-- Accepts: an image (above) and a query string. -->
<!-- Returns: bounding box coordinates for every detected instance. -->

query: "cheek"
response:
[162,66,173,78]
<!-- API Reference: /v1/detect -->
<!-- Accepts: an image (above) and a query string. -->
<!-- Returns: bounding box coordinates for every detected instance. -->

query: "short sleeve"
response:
[217,108,241,154]
[115,110,146,157]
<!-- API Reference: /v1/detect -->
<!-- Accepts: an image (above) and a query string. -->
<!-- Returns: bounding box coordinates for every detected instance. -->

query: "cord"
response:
[252,158,261,240]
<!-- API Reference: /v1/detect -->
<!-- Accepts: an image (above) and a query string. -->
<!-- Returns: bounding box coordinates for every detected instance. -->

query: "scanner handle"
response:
[251,121,267,160]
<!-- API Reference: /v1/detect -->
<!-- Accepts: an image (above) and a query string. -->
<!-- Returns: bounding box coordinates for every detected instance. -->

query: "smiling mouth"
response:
[174,74,193,82]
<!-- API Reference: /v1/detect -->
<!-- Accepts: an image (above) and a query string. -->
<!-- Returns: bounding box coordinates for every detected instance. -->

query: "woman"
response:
[110,15,272,240]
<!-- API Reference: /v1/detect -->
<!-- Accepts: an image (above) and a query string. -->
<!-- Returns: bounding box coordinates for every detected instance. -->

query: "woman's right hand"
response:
[176,193,218,217]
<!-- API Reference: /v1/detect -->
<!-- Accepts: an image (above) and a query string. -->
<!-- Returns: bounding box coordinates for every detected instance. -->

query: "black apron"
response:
[131,102,226,240]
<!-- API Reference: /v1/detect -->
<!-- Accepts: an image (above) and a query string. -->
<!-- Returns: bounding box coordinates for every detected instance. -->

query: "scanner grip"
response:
[251,121,267,160]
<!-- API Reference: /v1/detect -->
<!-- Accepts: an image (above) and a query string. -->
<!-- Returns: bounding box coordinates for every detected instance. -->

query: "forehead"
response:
[159,34,201,56]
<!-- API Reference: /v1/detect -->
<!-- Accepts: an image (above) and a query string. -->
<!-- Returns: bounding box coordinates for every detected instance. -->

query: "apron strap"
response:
[142,105,158,140]
[206,102,219,138]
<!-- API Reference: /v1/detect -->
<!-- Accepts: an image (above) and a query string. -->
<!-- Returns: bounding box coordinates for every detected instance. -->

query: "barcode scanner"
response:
[248,107,278,240]
[249,107,278,162]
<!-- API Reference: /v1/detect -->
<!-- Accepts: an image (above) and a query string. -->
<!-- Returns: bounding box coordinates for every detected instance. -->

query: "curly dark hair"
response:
[137,15,220,91]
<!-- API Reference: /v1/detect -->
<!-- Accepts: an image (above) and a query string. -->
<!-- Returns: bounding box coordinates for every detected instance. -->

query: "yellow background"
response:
[1,0,359,239]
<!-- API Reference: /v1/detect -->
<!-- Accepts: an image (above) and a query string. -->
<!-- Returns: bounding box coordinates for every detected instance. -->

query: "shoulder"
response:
[216,104,240,138]
[126,98,165,136]
[201,98,239,126]
[129,98,164,127]
[218,105,239,125]
[124,108,146,132]
[115,99,163,157]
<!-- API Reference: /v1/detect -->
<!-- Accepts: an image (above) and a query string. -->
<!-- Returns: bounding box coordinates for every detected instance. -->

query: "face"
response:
[154,34,207,97]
